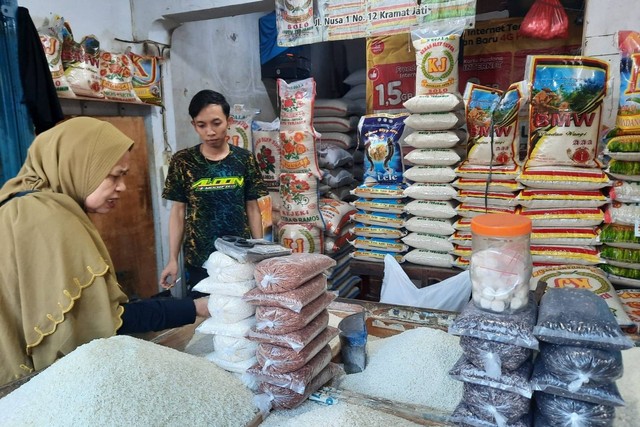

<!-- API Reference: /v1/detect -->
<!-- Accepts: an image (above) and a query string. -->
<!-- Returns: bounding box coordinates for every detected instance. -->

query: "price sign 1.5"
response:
[369,62,415,112]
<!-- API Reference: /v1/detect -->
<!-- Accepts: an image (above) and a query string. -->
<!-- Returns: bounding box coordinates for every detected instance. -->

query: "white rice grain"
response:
[0,335,257,426]
[338,327,463,412]
[615,346,640,426]
[260,399,423,427]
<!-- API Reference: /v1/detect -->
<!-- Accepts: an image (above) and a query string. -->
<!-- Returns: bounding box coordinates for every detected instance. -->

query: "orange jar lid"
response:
[471,213,532,237]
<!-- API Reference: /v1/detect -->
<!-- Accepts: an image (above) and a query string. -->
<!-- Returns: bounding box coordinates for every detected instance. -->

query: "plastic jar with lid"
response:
[470,213,532,314]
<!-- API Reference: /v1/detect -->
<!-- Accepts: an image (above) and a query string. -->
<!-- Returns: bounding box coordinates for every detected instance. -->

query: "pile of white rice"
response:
[0,335,257,426]
[338,327,463,412]
[260,399,423,426]
[616,346,640,426]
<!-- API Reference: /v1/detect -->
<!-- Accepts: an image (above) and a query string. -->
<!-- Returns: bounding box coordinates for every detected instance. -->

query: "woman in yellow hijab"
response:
[0,117,209,386]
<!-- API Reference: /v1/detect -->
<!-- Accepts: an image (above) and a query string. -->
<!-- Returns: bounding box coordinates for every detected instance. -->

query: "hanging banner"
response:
[275,0,476,47]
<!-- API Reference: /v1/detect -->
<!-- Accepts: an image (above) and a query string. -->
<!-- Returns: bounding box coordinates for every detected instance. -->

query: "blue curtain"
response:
[0,0,34,185]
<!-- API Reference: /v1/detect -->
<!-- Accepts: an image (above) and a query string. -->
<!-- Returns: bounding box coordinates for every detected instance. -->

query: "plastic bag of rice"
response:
[350,183,406,199]
[459,335,533,373]
[350,249,404,263]
[404,165,457,183]
[206,352,257,374]
[244,345,331,394]
[352,236,408,253]
[197,315,256,338]
[254,292,335,335]
[192,278,256,297]
[351,198,407,214]
[404,216,455,235]
[449,295,539,350]
[402,232,454,252]
[450,401,531,427]
[404,111,465,131]
[534,288,634,350]
[404,94,463,113]
[403,183,458,201]
[529,355,625,406]
[353,223,408,239]
[403,129,468,149]
[247,310,329,352]
[351,211,406,229]
[534,392,616,427]
[212,334,259,363]
[256,328,338,374]
[609,180,640,203]
[402,249,454,267]
[254,253,335,294]
[404,199,457,218]
[448,356,533,398]
[244,274,328,313]
[203,251,256,282]
[404,148,461,166]
[207,294,256,323]
[256,362,342,410]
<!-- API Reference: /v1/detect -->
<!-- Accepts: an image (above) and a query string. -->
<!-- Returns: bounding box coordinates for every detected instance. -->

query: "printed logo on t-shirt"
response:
[191,176,245,191]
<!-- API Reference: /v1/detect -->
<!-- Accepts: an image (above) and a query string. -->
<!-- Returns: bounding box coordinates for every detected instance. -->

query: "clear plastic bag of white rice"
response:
[404,166,457,183]
[212,334,259,363]
[402,232,454,252]
[0,336,258,426]
[403,93,463,113]
[203,251,256,282]
[192,277,256,297]
[403,183,457,201]
[207,294,256,323]
[404,111,465,131]
[403,216,455,235]
[404,148,461,166]
[404,199,457,218]
[402,249,454,267]
[403,129,467,149]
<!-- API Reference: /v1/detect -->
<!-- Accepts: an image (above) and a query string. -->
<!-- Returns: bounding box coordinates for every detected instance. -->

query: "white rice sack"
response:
[313,98,350,117]
[404,200,457,218]
[207,294,256,324]
[197,316,256,338]
[205,352,257,374]
[403,94,463,113]
[404,166,456,183]
[212,334,259,363]
[403,249,454,267]
[404,216,455,235]
[404,130,468,149]
[404,111,465,131]
[203,251,256,282]
[403,183,457,201]
[192,278,256,297]
[404,148,461,166]
[402,232,455,252]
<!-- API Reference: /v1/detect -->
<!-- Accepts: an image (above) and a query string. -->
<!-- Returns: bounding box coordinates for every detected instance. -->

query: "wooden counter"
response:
[349,258,461,301]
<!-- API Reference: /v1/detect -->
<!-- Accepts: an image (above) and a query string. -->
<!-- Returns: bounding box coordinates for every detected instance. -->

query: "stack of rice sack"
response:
[516,55,610,267]
[253,119,282,232]
[193,252,260,374]
[313,98,358,201]
[38,15,160,105]
[448,291,539,425]
[530,288,634,426]
[349,112,409,264]
[599,31,640,287]
[243,254,341,410]
[452,83,527,269]
[276,78,326,254]
[319,199,361,298]
[393,24,467,269]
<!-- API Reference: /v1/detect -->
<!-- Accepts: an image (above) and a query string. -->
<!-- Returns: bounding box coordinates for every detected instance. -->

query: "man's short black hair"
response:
[188,90,230,119]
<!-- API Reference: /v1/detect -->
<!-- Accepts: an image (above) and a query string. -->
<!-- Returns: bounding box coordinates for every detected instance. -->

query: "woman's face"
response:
[84,151,131,213]
[191,104,229,150]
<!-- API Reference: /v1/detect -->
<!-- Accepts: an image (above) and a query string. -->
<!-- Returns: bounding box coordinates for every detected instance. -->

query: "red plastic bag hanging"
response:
[519,0,569,40]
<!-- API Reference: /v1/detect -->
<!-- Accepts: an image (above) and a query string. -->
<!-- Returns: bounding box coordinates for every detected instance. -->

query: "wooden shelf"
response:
[59,95,156,117]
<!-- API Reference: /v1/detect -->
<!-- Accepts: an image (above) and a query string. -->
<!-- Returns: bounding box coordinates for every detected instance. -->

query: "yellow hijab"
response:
[0,117,133,386]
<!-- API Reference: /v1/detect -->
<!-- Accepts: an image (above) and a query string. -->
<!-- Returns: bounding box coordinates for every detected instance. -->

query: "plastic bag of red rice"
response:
[525,56,609,168]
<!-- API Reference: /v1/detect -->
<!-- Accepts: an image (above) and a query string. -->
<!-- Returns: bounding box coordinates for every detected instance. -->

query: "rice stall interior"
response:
[3,0,640,426]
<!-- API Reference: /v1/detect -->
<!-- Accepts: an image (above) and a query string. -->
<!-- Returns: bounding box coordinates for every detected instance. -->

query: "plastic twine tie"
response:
[568,372,590,392]
[569,412,582,427]
[483,352,502,379]
[487,405,507,427]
